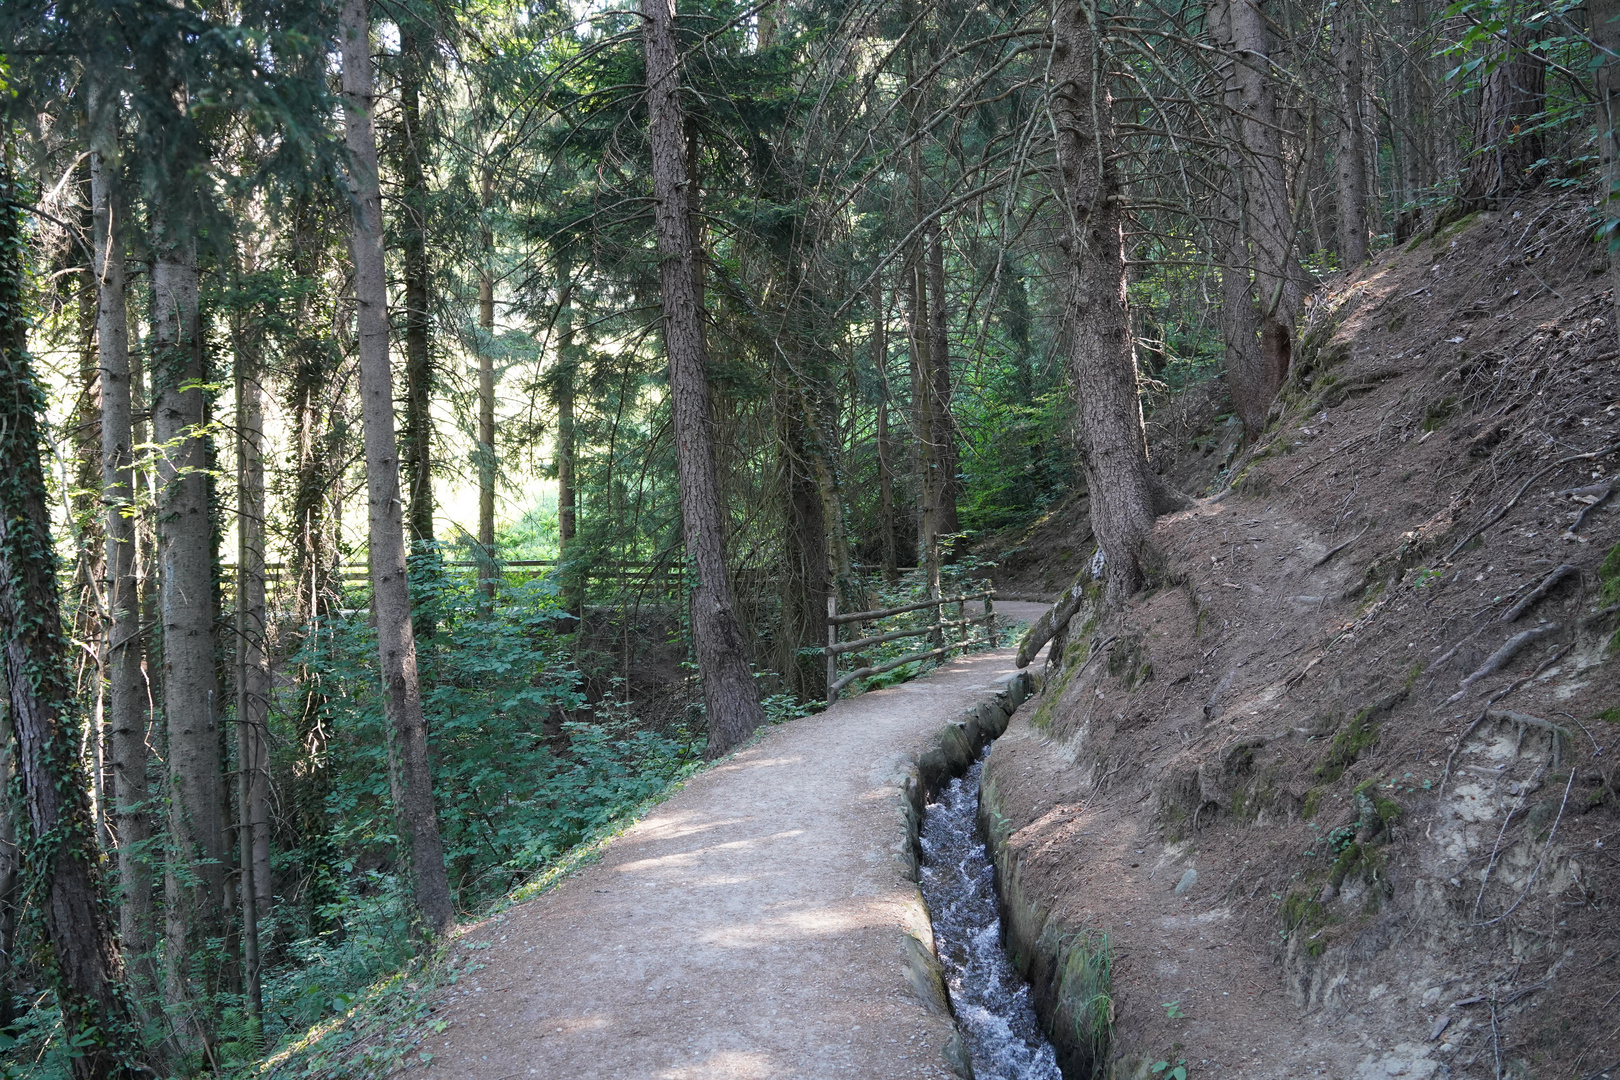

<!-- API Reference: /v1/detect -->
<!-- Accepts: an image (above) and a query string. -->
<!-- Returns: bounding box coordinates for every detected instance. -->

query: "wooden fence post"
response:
[986,585,997,648]
[827,594,838,705]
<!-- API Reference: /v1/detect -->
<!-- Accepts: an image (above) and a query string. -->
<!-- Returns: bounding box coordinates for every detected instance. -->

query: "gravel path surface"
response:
[421,604,1048,1080]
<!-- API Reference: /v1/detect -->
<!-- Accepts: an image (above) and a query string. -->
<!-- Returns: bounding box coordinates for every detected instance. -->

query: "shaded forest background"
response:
[0,0,1614,1074]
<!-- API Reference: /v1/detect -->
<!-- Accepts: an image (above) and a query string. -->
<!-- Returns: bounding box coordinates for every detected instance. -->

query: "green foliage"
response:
[1152,1059,1189,1080]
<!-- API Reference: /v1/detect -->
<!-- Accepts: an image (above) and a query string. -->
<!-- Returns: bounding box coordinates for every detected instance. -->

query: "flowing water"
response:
[919,754,1063,1080]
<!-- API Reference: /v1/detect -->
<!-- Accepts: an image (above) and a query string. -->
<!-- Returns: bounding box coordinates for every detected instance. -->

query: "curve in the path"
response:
[421,602,1049,1080]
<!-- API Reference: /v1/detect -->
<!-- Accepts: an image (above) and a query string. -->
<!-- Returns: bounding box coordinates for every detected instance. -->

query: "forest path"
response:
[420,601,1049,1080]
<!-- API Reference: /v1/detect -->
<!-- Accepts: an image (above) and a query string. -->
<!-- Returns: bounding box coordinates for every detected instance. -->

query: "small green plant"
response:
[1160,1000,1185,1020]
[1152,1058,1189,1080]
[1410,566,1443,589]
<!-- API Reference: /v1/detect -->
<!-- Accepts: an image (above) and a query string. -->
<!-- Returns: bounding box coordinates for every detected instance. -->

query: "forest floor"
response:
[410,602,1047,1080]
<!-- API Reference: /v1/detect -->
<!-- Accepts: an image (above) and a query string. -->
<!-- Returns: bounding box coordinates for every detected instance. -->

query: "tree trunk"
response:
[478,168,497,605]
[777,388,828,700]
[925,227,960,550]
[285,198,340,932]
[1335,7,1370,268]
[1459,16,1545,210]
[874,276,897,583]
[0,159,146,1080]
[231,261,268,1018]
[1592,0,1620,325]
[908,252,942,608]
[1051,0,1163,603]
[642,0,764,756]
[150,189,227,1032]
[400,28,436,553]
[90,91,157,999]
[1208,0,1306,437]
[341,0,455,936]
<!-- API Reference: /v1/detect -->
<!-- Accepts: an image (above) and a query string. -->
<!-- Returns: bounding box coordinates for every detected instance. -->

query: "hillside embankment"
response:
[985,194,1620,1080]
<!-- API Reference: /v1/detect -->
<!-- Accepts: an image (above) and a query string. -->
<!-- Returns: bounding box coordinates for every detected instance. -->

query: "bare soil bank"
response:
[985,195,1620,1080]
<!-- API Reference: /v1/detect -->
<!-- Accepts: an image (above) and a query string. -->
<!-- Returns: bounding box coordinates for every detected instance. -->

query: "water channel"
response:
[919,752,1063,1080]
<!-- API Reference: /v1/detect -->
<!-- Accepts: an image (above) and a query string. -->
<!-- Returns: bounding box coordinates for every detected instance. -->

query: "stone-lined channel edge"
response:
[886,667,1116,1080]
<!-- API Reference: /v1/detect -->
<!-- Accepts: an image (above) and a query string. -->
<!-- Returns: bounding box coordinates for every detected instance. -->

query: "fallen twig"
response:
[1312,522,1372,568]
[1446,624,1561,703]
[1501,565,1578,622]
[1445,441,1620,561]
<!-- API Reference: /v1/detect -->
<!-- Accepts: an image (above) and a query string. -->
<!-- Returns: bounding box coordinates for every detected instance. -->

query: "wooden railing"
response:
[823,583,998,704]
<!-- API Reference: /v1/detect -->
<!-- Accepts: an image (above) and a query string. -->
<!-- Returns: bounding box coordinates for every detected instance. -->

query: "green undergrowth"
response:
[1054,928,1114,1078]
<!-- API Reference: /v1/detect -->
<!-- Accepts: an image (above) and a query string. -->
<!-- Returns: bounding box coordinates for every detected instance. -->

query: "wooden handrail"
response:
[827,590,991,626]
[824,583,997,702]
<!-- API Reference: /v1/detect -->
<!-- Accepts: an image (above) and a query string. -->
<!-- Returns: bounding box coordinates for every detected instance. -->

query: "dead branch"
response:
[1312,522,1372,568]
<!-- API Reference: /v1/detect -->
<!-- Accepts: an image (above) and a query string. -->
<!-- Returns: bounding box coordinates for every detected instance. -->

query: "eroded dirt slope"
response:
[990,195,1620,1080]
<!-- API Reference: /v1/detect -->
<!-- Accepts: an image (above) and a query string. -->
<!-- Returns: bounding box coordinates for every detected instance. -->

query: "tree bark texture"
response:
[0,160,145,1080]
[400,28,436,551]
[642,0,765,756]
[1335,8,1370,268]
[150,195,228,1022]
[341,0,456,936]
[1207,0,1306,437]
[908,254,942,606]
[232,267,270,1014]
[1050,0,1163,603]
[1459,17,1545,209]
[90,97,158,995]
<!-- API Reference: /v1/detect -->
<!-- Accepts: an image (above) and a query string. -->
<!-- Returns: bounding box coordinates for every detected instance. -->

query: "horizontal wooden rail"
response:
[830,645,955,696]
[828,590,991,626]
[825,582,997,703]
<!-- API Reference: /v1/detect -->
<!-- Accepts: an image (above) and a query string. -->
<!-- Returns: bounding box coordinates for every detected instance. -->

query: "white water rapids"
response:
[919,754,1063,1080]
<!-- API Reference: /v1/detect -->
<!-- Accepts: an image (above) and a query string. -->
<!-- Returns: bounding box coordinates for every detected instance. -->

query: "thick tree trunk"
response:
[0,161,145,1080]
[90,99,157,997]
[150,192,227,1029]
[1592,0,1620,324]
[1051,0,1163,603]
[231,271,269,1017]
[478,171,497,605]
[642,0,764,756]
[1335,8,1370,268]
[400,29,436,552]
[341,0,455,936]
[1459,19,1545,209]
[1208,0,1306,437]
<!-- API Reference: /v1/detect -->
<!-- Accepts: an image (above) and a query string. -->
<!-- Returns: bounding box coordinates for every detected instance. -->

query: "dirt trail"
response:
[422,602,1048,1080]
